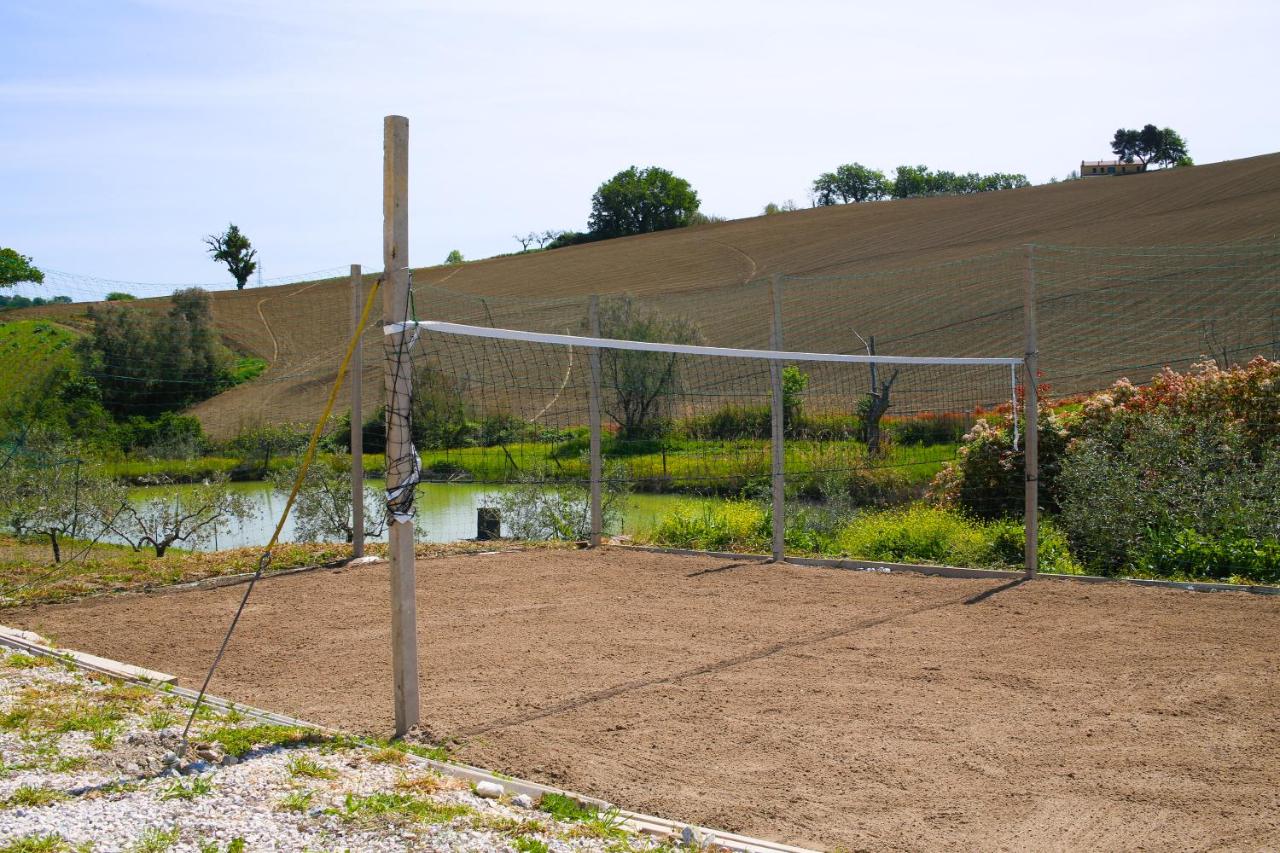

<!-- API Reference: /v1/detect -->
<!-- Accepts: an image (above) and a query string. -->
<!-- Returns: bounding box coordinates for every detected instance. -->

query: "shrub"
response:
[888,412,967,446]
[1057,412,1280,578]
[837,504,988,566]
[929,409,1070,519]
[1131,529,1280,585]
[649,500,768,552]
[683,405,770,440]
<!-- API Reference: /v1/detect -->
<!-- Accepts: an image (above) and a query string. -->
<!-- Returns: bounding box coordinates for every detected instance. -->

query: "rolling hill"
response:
[8,152,1280,438]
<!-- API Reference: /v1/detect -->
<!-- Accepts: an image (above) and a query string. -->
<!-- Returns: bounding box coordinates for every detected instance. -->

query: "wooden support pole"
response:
[1023,245,1039,577]
[588,295,603,547]
[769,273,785,563]
[382,115,420,736]
[350,264,365,559]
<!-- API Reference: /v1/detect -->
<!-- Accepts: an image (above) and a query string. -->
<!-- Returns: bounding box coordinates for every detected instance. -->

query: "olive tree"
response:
[108,475,256,556]
[0,441,126,563]
[269,453,386,543]
[595,295,704,439]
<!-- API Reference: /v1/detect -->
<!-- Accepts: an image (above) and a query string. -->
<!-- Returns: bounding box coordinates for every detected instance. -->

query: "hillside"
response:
[8,152,1280,438]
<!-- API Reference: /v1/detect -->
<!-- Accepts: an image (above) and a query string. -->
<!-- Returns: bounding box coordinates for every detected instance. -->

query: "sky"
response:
[1,0,1278,296]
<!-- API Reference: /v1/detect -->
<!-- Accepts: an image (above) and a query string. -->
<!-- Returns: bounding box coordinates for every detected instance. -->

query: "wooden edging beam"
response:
[609,544,1280,596]
[0,627,816,853]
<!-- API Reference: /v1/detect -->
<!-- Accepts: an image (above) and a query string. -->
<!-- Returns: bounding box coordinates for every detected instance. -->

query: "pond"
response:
[121,480,712,551]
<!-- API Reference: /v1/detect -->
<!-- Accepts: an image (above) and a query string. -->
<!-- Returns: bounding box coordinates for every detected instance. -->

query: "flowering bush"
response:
[927,410,1070,519]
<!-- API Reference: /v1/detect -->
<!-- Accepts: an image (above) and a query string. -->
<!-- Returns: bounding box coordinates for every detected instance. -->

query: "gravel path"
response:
[0,647,685,852]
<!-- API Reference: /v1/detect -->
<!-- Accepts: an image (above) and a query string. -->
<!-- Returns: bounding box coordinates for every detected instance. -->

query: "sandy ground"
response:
[7,548,1280,851]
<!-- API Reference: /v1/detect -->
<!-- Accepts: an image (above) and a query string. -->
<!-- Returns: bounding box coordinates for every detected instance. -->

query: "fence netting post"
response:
[588,295,603,547]
[1023,245,1040,576]
[770,273,785,563]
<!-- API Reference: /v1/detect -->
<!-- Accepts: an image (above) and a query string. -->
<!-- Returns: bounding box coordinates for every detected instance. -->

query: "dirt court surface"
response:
[7,548,1280,850]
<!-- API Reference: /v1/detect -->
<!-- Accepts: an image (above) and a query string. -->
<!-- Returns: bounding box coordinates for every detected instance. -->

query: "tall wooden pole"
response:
[769,273,786,563]
[1023,245,1039,577]
[350,264,365,559]
[383,115,420,735]
[588,295,603,547]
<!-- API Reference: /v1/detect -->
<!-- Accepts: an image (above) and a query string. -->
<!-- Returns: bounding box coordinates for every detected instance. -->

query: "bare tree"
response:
[109,476,256,556]
[853,332,898,456]
[514,233,535,252]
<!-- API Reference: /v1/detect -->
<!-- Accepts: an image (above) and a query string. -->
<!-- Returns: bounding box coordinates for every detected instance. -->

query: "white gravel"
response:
[0,647,678,852]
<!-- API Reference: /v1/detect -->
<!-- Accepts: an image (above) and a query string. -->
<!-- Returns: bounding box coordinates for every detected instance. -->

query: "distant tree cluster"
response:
[811,163,1030,206]
[1111,124,1191,168]
[0,293,71,310]
[80,287,235,415]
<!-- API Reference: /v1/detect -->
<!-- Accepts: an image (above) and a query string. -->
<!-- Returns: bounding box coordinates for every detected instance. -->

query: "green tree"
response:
[204,224,257,289]
[588,166,701,238]
[80,287,233,416]
[105,292,136,301]
[0,248,45,287]
[269,454,386,543]
[1111,124,1190,168]
[445,249,465,265]
[812,163,890,205]
[596,295,704,439]
[0,438,126,563]
[781,365,809,433]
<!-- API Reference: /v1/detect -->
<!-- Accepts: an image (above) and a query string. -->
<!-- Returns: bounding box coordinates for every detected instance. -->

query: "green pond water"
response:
[123,481,712,551]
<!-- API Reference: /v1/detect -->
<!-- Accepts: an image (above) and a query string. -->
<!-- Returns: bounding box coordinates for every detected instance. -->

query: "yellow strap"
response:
[265,277,382,552]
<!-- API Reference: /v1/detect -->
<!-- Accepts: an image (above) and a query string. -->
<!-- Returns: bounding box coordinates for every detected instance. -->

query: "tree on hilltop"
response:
[204,223,258,289]
[0,248,45,287]
[812,163,890,205]
[1111,124,1191,168]
[588,166,701,239]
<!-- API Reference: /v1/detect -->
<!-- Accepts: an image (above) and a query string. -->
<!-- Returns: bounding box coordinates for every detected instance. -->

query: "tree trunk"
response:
[49,531,60,564]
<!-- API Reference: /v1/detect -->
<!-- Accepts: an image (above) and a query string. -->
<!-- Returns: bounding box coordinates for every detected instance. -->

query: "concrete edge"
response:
[609,543,1280,596]
[0,626,816,853]
[0,625,177,684]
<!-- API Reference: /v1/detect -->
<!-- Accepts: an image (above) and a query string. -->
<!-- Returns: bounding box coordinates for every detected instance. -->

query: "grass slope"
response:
[0,320,81,419]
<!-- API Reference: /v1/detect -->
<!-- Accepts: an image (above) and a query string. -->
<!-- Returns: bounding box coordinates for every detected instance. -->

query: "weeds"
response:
[286,754,338,780]
[159,775,213,800]
[126,826,180,853]
[204,723,321,758]
[334,791,473,826]
[1,785,67,809]
[0,835,91,853]
[278,789,314,813]
[146,709,176,730]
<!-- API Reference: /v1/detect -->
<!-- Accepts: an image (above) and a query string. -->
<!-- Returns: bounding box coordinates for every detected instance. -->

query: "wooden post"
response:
[350,264,365,559]
[769,273,785,563]
[383,115,420,736]
[588,295,603,547]
[1023,245,1039,577]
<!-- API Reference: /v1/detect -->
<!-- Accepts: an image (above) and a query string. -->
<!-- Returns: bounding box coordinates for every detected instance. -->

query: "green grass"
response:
[126,826,180,853]
[0,320,81,406]
[228,356,268,385]
[0,835,91,853]
[286,753,338,779]
[333,791,473,826]
[420,437,949,495]
[278,789,314,812]
[203,723,322,758]
[645,501,1084,574]
[1,785,67,809]
[160,775,213,800]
